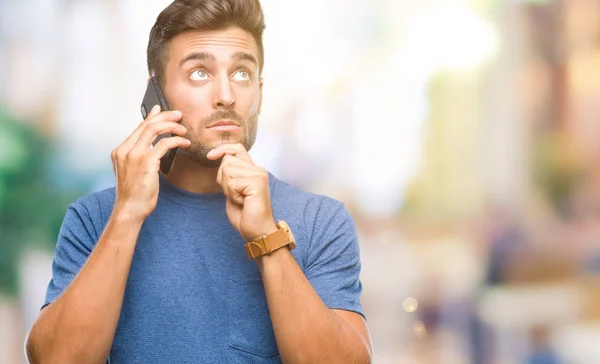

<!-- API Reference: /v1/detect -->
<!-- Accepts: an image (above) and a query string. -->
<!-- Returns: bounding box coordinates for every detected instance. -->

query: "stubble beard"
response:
[177,110,258,168]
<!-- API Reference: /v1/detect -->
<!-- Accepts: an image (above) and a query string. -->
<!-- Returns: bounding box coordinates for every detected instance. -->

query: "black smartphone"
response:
[141,77,177,174]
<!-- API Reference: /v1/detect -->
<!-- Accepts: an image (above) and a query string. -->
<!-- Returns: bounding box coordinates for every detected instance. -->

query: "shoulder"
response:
[66,187,116,230]
[269,172,348,222]
[268,173,355,250]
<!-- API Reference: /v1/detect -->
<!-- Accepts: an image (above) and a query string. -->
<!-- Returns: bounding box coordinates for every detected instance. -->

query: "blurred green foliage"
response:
[0,109,83,297]
[533,130,584,216]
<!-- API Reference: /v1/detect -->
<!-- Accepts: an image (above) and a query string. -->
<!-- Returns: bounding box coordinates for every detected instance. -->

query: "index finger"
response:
[122,109,182,151]
[206,143,253,164]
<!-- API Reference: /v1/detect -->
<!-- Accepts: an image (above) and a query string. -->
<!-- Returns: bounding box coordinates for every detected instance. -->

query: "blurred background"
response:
[2,0,600,363]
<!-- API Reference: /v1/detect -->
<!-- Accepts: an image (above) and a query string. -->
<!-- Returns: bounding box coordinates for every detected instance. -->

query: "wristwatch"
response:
[244,220,296,259]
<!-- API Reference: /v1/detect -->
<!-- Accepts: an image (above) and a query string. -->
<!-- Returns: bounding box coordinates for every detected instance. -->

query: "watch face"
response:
[278,220,295,243]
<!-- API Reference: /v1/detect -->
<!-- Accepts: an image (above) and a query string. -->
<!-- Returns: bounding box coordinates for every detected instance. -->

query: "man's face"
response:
[162,27,263,168]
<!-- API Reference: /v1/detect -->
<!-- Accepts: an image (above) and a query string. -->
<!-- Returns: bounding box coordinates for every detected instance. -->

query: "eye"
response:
[232,69,251,82]
[190,69,209,81]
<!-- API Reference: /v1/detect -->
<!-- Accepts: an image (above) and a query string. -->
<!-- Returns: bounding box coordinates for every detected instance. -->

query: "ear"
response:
[257,77,264,115]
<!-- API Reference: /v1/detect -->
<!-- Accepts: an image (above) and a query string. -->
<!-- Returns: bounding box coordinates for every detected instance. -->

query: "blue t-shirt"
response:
[44,173,364,363]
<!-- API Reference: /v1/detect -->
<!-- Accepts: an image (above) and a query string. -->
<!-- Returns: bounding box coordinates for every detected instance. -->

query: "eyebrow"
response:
[179,52,216,67]
[232,52,258,66]
[179,51,258,67]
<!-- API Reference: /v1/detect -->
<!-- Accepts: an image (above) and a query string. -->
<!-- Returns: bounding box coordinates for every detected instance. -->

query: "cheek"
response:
[170,83,196,108]
[170,84,211,121]
[234,86,261,113]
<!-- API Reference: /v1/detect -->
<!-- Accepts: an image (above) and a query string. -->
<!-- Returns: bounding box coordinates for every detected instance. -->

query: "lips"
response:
[207,120,240,128]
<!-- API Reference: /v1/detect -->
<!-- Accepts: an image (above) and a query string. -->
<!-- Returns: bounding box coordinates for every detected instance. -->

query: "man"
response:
[26,0,372,363]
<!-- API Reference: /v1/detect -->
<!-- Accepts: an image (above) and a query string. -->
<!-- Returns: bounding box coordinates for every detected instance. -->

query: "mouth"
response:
[207,120,240,128]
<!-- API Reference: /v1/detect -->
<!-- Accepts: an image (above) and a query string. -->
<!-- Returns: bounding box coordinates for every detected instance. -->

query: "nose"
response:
[212,76,236,109]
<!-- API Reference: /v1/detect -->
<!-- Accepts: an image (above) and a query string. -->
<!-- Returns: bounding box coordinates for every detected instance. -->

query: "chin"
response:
[209,134,244,147]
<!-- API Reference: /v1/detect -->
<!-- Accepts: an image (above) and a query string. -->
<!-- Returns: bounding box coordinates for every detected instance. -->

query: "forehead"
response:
[168,27,259,64]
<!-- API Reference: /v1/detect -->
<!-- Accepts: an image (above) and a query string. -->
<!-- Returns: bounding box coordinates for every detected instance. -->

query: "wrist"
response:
[101,209,144,249]
[249,220,279,242]
[112,202,147,226]
[245,220,296,260]
[110,208,146,228]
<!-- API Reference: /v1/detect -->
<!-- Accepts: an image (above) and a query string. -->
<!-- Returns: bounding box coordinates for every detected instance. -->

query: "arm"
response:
[26,106,190,364]
[26,211,143,364]
[207,143,373,364]
[259,246,372,364]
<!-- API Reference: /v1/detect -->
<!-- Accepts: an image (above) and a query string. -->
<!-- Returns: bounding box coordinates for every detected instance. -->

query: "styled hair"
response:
[147,0,266,86]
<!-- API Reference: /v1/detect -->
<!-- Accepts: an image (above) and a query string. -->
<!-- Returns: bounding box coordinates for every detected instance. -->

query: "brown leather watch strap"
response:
[265,228,292,250]
[244,221,296,259]
[244,241,267,259]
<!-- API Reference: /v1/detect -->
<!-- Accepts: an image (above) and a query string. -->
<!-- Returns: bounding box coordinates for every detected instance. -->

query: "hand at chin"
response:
[206,143,276,241]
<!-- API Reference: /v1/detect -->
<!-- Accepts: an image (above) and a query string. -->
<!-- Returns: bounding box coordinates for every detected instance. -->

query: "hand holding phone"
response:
[111,97,190,220]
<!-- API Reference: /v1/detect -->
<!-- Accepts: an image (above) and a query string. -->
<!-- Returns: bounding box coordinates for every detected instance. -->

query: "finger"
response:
[218,164,261,187]
[222,171,268,206]
[130,110,182,145]
[218,160,241,202]
[148,104,161,119]
[224,176,267,205]
[145,136,191,162]
[207,147,239,172]
[207,143,253,164]
[221,163,260,178]
[111,149,118,177]
[121,110,183,153]
[223,176,252,205]
[217,154,256,184]
[129,121,188,157]
[121,105,163,151]
[228,181,245,205]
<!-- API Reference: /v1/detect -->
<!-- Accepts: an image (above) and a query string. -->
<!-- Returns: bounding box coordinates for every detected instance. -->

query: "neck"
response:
[163,154,222,194]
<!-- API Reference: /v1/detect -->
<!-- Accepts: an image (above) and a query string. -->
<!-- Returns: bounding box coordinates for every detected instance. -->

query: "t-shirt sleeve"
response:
[43,196,100,308]
[304,199,365,318]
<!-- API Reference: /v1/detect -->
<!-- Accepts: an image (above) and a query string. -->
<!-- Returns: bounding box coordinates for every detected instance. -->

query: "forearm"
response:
[258,248,371,364]
[27,211,143,364]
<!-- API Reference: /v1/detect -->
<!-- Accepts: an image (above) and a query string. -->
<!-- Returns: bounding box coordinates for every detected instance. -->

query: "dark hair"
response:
[147,0,266,87]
